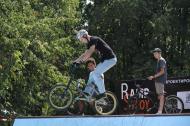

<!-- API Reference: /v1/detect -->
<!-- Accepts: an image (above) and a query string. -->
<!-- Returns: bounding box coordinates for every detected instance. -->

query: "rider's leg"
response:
[92,72,105,94]
[92,58,117,94]
[83,71,104,96]
[83,72,95,95]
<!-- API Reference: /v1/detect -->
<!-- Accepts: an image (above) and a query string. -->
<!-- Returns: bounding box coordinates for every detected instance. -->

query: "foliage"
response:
[0,0,190,116]
[0,0,82,116]
[84,0,190,79]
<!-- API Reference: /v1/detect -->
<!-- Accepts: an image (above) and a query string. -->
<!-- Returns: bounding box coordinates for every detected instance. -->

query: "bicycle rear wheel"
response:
[164,95,184,113]
[93,91,118,115]
[49,84,73,110]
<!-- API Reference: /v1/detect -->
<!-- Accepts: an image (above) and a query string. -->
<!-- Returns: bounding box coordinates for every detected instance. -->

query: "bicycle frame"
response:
[61,63,81,98]
[63,64,94,102]
[135,84,158,107]
[135,84,156,98]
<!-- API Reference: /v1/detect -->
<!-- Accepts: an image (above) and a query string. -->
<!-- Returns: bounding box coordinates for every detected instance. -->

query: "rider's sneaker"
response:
[76,93,95,102]
[95,93,106,100]
[77,95,88,101]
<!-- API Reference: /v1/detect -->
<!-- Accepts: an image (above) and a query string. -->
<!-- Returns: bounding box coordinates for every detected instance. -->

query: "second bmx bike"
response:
[126,83,184,114]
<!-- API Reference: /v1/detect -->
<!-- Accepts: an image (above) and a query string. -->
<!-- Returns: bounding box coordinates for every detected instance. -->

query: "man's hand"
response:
[147,76,154,80]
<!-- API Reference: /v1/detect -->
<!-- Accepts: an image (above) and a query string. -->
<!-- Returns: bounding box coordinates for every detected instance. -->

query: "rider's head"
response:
[86,58,96,72]
[76,29,89,43]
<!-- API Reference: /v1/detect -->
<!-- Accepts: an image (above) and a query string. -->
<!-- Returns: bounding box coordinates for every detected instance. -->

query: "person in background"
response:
[76,58,100,115]
[148,48,167,114]
[83,57,103,96]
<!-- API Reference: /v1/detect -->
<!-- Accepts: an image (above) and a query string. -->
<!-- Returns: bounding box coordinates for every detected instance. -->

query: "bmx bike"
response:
[48,63,118,115]
[0,100,17,126]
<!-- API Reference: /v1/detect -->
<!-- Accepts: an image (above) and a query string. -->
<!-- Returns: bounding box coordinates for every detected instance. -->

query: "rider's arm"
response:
[81,45,95,62]
[74,52,86,63]
[74,45,95,63]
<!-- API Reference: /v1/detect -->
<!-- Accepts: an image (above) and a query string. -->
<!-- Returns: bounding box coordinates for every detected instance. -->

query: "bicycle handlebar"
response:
[72,62,81,66]
[69,62,83,75]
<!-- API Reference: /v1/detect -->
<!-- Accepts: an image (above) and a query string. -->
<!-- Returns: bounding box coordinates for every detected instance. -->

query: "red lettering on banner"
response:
[123,94,128,103]
[139,100,145,110]
[139,99,150,110]
[123,98,151,111]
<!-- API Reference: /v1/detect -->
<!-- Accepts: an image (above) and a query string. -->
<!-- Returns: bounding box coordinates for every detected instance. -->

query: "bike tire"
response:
[93,91,118,115]
[164,95,184,113]
[49,84,73,110]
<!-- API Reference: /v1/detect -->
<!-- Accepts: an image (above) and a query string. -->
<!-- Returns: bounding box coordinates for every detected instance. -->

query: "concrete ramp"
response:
[13,114,190,126]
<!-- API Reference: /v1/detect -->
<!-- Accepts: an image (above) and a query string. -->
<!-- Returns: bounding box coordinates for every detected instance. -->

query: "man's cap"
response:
[151,48,162,53]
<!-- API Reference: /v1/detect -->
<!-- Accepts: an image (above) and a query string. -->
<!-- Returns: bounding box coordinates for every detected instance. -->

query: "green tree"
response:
[0,0,82,116]
[84,0,190,80]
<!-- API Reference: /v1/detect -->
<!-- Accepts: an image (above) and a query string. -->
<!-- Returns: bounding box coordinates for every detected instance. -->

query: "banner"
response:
[177,91,190,109]
[115,76,190,114]
[116,79,155,114]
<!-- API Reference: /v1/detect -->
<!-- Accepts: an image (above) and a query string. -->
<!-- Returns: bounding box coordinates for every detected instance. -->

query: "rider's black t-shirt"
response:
[87,36,116,62]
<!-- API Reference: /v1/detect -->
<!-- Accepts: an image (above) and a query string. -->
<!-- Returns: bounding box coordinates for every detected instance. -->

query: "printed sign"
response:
[116,76,190,114]
[118,79,155,114]
[177,91,190,109]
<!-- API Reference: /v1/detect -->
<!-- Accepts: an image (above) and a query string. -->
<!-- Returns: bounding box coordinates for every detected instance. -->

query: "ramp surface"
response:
[13,114,190,126]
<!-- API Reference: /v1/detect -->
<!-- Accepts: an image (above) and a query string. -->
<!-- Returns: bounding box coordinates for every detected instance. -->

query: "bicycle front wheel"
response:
[93,91,118,115]
[49,84,73,110]
[164,95,184,113]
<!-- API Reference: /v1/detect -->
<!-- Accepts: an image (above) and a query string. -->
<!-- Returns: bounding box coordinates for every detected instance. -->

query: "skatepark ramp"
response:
[13,114,190,126]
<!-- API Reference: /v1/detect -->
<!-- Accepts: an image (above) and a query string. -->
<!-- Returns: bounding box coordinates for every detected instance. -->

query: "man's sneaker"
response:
[156,111,162,114]
[95,93,106,100]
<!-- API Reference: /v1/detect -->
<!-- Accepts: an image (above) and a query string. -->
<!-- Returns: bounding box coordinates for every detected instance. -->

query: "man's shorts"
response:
[155,82,165,95]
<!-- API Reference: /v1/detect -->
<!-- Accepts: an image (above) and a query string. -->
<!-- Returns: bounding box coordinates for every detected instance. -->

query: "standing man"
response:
[74,29,117,99]
[148,48,167,114]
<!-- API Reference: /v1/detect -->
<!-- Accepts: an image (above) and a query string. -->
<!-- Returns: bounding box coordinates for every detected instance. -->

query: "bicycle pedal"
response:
[75,96,87,101]
[89,98,96,102]
[78,98,87,101]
